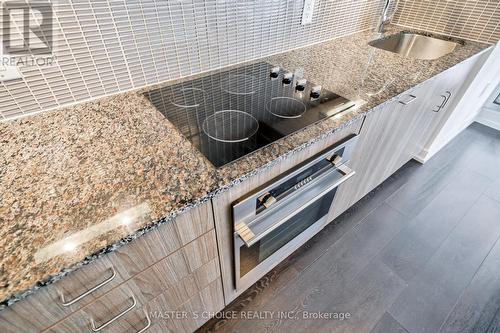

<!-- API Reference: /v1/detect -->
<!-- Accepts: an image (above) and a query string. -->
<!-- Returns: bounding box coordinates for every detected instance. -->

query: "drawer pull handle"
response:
[60,267,116,307]
[432,91,452,113]
[90,295,137,332]
[236,163,355,247]
[442,91,452,109]
[137,308,152,333]
[432,94,447,112]
[399,94,417,105]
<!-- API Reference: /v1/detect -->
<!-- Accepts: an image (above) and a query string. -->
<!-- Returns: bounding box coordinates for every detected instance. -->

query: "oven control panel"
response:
[254,146,347,213]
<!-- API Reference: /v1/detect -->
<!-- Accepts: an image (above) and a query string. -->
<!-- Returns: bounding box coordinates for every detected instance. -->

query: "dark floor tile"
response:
[385,161,462,219]
[306,203,407,283]
[422,123,484,170]
[370,312,409,333]
[387,122,499,220]
[389,195,500,333]
[486,308,500,333]
[233,259,406,333]
[463,139,500,180]
[381,169,491,281]
[330,159,421,231]
[473,298,500,333]
[226,204,407,333]
[312,260,407,333]
[200,209,368,332]
[394,277,466,333]
[439,238,500,333]
[485,179,500,204]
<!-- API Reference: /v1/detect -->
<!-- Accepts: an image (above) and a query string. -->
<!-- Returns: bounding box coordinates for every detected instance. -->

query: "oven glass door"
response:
[239,187,337,278]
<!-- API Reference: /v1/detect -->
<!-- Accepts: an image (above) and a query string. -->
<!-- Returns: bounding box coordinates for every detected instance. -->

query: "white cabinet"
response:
[329,87,430,218]
[330,51,491,219]
[417,46,496,161]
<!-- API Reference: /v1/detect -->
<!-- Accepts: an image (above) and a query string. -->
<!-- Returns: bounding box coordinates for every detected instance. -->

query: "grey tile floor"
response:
[198,122,500,333]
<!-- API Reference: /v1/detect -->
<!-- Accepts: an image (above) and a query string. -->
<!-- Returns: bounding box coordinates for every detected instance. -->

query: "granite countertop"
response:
[0,26,490,308]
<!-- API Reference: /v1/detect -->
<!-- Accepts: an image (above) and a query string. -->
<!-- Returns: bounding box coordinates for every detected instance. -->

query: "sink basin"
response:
[369,32,458,60]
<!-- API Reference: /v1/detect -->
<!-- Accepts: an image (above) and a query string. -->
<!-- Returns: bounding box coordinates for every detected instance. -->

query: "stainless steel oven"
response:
[232,134,358,291]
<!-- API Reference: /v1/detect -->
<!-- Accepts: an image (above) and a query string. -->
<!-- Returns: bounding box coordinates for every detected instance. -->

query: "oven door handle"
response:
[235,163,355,247]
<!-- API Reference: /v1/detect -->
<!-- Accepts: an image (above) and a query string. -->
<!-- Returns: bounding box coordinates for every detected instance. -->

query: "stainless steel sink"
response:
[369,32,458,60]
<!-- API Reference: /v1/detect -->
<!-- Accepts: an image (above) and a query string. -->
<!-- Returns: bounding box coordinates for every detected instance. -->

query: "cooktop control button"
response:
[270,66,280,79]
[295,79,307,91]
[282,72,293,85]
[310,85,322,99]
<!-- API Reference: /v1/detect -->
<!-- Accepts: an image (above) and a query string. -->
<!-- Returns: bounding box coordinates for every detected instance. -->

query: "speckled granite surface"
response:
[0,26,490,308]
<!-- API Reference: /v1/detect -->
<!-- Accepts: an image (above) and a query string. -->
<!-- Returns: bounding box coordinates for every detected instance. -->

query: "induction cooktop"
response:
[145,62,358,168]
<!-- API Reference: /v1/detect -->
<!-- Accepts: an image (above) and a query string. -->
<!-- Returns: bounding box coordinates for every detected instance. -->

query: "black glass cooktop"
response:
[145,62,356,167]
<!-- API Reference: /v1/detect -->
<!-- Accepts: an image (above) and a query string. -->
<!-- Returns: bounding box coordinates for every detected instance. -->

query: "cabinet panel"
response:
[46,231,221,333]
[380,95,423,180]
[130,231,219,305]
[149,278,224,333]
[330,54,487,220]
[108,201,214,279]
[0,256,124,333]
[329,89,428,219]
[174,202,215,246]
[415,52,487,160]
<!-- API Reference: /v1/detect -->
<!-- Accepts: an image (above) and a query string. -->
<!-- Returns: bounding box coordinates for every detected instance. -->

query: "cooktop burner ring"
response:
[169,87,207,108]
[144,62,354,167]
[223,74,258,95]
[202,110,259,143]
[266,97,307,119]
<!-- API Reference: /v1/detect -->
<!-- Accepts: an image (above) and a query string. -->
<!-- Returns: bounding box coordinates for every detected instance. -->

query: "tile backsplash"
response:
[1,0,499,121]
[393,0,500,43]
[0,0,383,120]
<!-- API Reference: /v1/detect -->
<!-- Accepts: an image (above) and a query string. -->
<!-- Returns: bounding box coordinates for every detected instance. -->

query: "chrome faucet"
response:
[375,0,394,33]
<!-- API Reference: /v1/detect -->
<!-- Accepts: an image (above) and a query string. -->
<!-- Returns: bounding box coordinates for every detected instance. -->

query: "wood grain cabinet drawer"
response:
[131,230,220,306]
[148,278,225,333]
[48,276,224,333]
[108,202,215,279]
[45,281,150,333]
[46,230,221,333]
[0,256,124,333]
